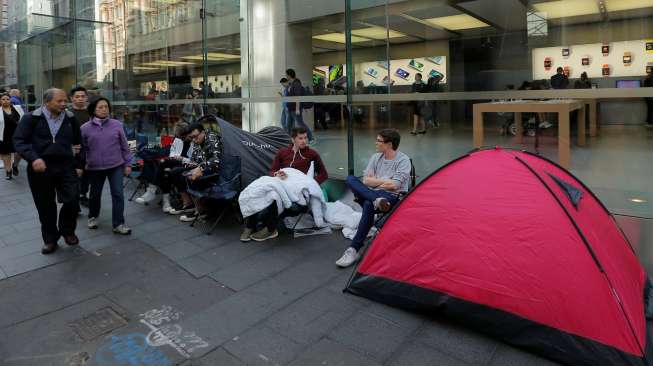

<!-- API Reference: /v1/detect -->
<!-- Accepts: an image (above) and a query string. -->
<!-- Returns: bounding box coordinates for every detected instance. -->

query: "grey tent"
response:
[210,118,291,187]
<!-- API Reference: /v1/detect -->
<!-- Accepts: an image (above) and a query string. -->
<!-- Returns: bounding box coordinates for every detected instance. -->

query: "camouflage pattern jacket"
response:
[191,130,223,175]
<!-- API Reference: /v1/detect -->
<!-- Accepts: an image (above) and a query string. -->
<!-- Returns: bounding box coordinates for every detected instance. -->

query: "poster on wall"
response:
[562,48,570,58]
[313,68,327,85]
[344,55,447,87]
[647,40,653,54]
[647,63,653,74]
[623,52,632,66]
[602,44,610,56]
[602,64,611,76]
[581,55,590,66]
[544,57,552,71]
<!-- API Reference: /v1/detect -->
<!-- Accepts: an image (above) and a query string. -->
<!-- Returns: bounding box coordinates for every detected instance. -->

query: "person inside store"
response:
[574,72,592,89]
[550,67,569,90]
[410,73,427,135]
[13,88,83,254]
[335,128,411,268]
[645,68,653,127]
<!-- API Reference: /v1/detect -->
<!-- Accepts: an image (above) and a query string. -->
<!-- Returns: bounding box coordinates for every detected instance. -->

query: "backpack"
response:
[301,86,314,110]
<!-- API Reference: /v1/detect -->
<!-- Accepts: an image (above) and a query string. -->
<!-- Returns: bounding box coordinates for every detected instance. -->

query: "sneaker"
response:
[5,171,11,180]
[88,217,98,229]
[538,121,553,129]
[373,197,391,213]
[180,212,201,222]
[240,228,253,242]
[169,204,195,215]
[113,224,132,235]
[335,247,360,268]
[250,227,279,242]
[161,194,172,213]
[11,163,18,176]
[135,185,157,204]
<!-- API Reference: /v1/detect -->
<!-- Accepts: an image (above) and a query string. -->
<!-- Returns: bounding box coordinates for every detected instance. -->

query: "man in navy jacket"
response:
[14,88,83,254]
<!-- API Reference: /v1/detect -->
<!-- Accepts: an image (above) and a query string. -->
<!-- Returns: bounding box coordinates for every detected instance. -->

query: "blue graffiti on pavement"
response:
[94,333,172,366]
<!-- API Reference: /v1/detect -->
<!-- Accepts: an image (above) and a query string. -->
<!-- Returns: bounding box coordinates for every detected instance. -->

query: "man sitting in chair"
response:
[240,126,328,242]
[335,128,411,268]
[168,123,223,222]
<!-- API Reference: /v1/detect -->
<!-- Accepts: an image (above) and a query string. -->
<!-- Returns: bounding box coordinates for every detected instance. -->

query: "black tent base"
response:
[346,273,653,366]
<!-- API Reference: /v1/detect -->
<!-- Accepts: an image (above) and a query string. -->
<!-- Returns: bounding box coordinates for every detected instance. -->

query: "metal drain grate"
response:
[69,307,128,341]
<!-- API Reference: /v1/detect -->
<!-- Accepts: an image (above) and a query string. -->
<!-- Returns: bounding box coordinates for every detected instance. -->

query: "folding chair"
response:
[186,154,242,235]
[373,158,417,229]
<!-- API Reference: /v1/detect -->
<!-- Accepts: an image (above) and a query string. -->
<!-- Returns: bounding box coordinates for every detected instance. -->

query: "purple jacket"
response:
[81,117,132,171]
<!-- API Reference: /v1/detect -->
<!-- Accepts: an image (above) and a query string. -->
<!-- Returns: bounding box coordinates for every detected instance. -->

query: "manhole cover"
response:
[69,307,127,341]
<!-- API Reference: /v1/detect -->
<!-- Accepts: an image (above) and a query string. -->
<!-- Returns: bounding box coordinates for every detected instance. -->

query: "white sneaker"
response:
[161,194,172,213]
[169,205,195,215]
[180,212,206,222]
[335,247,360,268]
[113,224,132,235]
[88,217,98,229]
[538,121,553,129]
[135,185,157,204]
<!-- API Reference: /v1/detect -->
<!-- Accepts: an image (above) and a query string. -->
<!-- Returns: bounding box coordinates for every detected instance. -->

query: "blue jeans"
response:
[88,166,126,228]
[288,110,314,141]
[346,175,398,251]
[280,106,291,135]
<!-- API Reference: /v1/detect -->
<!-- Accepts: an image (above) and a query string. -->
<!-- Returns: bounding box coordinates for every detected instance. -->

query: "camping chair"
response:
[186,154,242,235]
[373,158,417,229]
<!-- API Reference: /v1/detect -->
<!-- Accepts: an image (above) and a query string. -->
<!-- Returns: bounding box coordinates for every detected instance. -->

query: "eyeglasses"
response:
[376,138,387,143]
[189,133,200,140]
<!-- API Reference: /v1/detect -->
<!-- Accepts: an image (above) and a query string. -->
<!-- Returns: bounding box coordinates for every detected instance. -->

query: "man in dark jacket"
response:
[13,88,83,254]
[645,69,653,127]
[70,86,90,207]
[550,67,569,89]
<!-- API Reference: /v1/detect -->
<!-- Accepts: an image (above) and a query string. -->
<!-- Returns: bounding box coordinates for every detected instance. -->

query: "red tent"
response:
[346,148,653,366]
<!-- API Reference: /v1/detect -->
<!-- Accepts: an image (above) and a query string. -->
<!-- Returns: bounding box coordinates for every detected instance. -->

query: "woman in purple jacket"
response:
[81,97,133,235]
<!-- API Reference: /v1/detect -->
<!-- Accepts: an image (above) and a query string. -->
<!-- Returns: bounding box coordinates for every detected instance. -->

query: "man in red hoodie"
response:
[241,126,328,242]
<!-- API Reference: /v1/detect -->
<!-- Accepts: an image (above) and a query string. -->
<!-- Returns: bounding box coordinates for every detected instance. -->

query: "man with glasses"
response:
[335,128,411,268]
[168,123,223,221]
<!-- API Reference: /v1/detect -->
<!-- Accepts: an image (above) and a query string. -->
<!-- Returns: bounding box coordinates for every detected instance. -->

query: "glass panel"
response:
[347,0,653,219]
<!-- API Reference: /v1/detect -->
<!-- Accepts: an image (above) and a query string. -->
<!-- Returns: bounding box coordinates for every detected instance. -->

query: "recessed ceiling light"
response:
[533,0,600,19]
[629,198,647,203]
[313,33,369,44]
[425,14,489,31]
[351,26,405,40]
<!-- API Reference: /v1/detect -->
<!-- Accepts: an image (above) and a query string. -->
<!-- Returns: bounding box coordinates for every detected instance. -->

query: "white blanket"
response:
[238,167,328,227]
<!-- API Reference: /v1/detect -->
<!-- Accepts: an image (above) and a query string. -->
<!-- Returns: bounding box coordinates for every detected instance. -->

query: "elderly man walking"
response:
[13,88,83,254]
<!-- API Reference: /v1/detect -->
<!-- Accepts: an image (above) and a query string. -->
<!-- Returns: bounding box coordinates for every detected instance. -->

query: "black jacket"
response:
[551,73,569,89]
[13,108,82,168]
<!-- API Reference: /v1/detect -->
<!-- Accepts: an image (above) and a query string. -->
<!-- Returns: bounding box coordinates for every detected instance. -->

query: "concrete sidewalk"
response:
[0,169,591,365]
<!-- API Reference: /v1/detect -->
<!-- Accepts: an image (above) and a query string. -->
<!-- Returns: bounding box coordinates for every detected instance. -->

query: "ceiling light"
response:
[629,198,648,203]
[425,14,489,30]
[141,60,194,67]
[133,66,161,70]
[533,0,599,19]
[606,0,653,12]
[181,55,229,61]
[207,52,240,59]
[312,33,369,44]
[351,26,405,40]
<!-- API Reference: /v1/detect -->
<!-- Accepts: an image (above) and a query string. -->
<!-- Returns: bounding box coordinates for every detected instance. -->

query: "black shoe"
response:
[63,235,79,246]
[5,171,11,180]
[11,164,18,176]
[41,243,59,255]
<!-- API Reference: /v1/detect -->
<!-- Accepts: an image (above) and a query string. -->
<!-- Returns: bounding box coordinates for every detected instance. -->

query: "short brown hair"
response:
[291,126,307,138]
[378,128,400,150]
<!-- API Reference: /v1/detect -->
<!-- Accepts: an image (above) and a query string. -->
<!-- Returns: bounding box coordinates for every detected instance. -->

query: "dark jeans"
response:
[155,159,183,193]
[245,203,307,232]
[346,175,398,251]
[88,166,126,228]
[288,111,314,141]
[79,171,89,196]
[27,163,79,244]
[647,98,653,124]
[170,167,217,194]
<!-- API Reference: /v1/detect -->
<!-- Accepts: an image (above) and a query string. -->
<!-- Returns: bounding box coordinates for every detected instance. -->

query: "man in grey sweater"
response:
[336,128,411,268]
